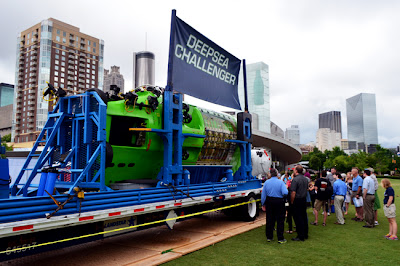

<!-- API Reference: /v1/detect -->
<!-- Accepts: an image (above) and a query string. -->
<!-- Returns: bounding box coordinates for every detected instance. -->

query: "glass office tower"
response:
[319,111,342,137]
[238,62,270,133]
[346,93,378,149]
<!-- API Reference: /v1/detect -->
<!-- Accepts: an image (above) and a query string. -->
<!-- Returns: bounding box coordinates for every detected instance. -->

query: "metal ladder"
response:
[11,113,66,197]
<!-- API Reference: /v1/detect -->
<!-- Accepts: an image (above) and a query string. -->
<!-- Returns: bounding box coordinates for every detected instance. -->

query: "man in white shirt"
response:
[362,169,376,228]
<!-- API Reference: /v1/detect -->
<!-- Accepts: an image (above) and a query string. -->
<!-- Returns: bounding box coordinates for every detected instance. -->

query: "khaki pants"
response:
[364,194,375,227]
[334,195,345,224]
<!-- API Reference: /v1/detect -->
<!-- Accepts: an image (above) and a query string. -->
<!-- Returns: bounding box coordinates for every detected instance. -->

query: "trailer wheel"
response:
[241,193,259,221]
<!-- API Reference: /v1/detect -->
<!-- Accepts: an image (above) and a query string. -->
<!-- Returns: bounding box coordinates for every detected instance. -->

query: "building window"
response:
[55,60,59,65]
[88,40,91,45]
[54,77,58,81]
[87,47,90,52]
[93,48,96,53]
[92,75,95,80]
[86,69,90,73]
[86,74,90,78]
[61,62,65,66]
[62,38,66,43]
[61,78,65,83]
[54,71,58,76]
[87,58,90,63]
[62,51,65,55]
[92,70,95,74]
[61,67,65,72]
[57,29,60,35]
[54,82,58,87]
[92,65,95,69]
[55,49,59,54]
[61,56,65,61]
[55,66,59,70]
[93,42,96,48]
[92,80,95,85]
[56,36,60,42]
[55,55,59,59]
[63,31,66,37]
[87,63,90,68]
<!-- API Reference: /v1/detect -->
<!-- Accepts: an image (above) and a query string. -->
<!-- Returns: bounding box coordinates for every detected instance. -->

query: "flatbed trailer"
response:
[0,10,263,262]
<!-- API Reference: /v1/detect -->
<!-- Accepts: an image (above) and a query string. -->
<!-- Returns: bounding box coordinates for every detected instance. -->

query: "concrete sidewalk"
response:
[6,212,266,266]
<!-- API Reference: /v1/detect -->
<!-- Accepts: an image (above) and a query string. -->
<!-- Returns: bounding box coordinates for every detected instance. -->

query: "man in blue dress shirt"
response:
[351,167,364,221]
[261,168,288,244]
[331,172,347,225]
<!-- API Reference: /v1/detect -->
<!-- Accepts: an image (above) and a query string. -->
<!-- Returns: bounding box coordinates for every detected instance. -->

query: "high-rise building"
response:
[316,128,341,151]
[346,93,378,150]
[103,66,124,94]
[319,111,342,137]
[133,51,155,89]
[238,62,270,133]
[12,18,104,143]
[0,83,14,107]
[285,125,300,145]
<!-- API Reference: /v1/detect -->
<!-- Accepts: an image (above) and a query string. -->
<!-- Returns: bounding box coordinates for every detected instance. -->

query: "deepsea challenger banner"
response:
[171,16,242,110]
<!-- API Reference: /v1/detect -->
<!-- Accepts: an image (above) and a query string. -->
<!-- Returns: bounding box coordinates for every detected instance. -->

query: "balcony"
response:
[68,60,74,65]
[78,79,85,84]
[32,44,38,50]
[79,63,85,68]
[33,31,38,37]
[78,68,85,73]
[19,72,24,77]
[80,39,85,44]
[69,35,74,41]
[68,71,74,75]
[31,72,37,77]
[80,53,86,57]
[28,124,34,129]
[68,65,75,70]
[32,61,37,67]
[68,54,75,59]
[67,75,74,81]
[18,77,24,82]
[28,95,35,100]
[28,112,34,117]
[20,46,25,51]
[32,56,37,61]
[28,100,35,105]
[79,73,85,78]
[28,106,35,111]
[32,37,38,43]
[32,50,38,56]
[80,46,85,50]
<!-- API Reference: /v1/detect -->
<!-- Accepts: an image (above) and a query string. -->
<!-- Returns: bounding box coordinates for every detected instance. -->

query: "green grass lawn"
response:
[165,178,400,266]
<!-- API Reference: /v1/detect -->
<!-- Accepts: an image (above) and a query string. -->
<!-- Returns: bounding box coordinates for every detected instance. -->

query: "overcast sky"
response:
[1,0,399,148]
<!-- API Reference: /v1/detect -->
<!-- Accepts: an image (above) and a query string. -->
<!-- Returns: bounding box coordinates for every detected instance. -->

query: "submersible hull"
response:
[105,90,240,185]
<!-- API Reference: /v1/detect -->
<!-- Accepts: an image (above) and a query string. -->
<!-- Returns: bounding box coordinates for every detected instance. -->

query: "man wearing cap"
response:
[351,167,364,221]
[331,172,347,225]
[362,169,376,228]
[261,168,289,244]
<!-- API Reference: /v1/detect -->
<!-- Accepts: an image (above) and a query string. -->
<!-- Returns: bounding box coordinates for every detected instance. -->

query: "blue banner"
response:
[170,16,242,110]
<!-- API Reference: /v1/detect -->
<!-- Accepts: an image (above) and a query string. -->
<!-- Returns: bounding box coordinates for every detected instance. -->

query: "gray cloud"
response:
[0,0,399,147]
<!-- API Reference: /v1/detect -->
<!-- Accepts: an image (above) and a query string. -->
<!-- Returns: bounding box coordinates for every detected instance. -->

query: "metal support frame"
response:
[11,91,108,197]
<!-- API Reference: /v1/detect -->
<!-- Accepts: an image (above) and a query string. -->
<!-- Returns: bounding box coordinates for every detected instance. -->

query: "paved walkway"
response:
[5,212,266,266]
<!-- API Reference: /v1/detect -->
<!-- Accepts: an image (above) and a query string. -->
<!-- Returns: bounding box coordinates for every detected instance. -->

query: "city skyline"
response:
[0,1,399,147]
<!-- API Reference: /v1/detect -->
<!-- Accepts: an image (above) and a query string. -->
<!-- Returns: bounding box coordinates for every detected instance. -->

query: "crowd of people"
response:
[261,165,397,244]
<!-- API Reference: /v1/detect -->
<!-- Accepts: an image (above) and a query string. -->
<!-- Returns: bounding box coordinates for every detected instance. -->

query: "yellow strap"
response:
[0,199,260,254]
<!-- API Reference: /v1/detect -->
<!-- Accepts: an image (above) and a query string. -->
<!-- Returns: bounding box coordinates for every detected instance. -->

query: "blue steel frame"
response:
[11,91,108,197]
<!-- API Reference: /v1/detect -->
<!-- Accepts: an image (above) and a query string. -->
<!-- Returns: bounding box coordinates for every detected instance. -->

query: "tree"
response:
[1,134,11,143]
[309,155,322,171]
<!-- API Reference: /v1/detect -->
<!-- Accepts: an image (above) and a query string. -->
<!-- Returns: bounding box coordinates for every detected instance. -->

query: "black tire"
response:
[239,193,260,221]
[87,88,108,105]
